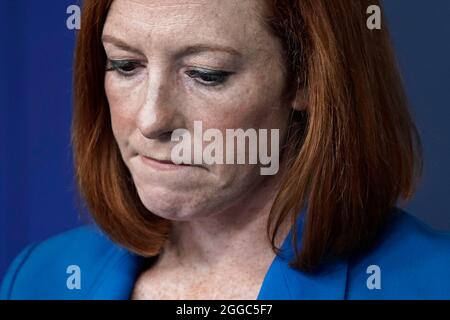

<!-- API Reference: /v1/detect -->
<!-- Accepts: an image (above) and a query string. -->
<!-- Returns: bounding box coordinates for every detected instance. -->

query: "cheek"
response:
[199,74,288,181]
[203,85,288,133]
[220,61,287,130]
[105,75,141,141]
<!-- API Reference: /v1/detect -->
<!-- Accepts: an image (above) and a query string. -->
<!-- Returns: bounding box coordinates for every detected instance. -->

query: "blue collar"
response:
[256,220,349,299]
[86,211,349,300]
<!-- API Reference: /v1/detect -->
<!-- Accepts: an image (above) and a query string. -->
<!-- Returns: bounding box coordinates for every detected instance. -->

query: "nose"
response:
[136,69,184,141]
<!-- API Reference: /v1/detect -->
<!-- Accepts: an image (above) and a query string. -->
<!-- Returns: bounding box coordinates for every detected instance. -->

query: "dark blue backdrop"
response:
[1,0,450,281]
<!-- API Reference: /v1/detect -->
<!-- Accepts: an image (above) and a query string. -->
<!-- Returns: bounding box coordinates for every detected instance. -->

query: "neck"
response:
[156,171,292,275]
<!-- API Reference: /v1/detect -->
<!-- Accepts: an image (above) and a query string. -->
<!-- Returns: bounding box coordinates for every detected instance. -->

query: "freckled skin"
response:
[103,0,300,299]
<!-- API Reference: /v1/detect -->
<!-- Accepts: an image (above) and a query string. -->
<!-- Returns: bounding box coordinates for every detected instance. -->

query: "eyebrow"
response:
[102,35,144,56]
[101,34,242,59]
[174,44,242,59]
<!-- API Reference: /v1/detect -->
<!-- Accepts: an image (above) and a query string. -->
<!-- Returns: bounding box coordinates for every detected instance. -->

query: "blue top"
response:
[1,208,450,300]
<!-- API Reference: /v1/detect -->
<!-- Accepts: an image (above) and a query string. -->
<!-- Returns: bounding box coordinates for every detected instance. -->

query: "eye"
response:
[185,69,233,86]
[106,59,143,77]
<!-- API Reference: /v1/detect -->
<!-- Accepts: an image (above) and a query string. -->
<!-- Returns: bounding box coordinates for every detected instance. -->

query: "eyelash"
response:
[185,69,233,87]
[106,59,233,87]
[106,59,143,77]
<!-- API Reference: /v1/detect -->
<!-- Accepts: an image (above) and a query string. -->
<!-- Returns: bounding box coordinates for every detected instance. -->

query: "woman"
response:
[2,0,450,300]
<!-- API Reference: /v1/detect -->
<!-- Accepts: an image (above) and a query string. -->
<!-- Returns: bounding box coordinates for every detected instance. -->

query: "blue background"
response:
[1,0,450,281]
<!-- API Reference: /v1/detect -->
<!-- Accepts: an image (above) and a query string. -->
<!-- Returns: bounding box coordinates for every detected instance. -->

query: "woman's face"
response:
[103,0,293,220]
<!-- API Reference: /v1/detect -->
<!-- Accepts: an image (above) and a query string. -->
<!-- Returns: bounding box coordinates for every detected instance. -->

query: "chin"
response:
[142,203,209,222]
[135,185,210,221]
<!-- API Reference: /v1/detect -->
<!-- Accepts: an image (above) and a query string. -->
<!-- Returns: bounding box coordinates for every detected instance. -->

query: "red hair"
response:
[72,0,422,272]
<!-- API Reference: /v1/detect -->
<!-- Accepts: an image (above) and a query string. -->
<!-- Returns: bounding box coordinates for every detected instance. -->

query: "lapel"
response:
[88,209,349,300]
[87,248,147,299]
[257,212,349,300]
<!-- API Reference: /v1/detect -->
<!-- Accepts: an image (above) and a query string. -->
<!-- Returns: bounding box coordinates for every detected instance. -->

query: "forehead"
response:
[103,0,271,53]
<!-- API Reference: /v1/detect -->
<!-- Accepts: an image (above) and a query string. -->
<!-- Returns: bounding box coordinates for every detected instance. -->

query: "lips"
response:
[143,156,178,165]
[138,154,203,171]
[143,154,196,165]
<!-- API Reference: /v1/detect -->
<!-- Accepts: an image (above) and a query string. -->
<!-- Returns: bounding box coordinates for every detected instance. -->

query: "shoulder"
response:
[0,225,131,299]
[346,208,450,299]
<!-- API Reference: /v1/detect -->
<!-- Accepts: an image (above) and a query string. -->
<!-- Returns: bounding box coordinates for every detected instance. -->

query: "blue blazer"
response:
[1,208,450,300]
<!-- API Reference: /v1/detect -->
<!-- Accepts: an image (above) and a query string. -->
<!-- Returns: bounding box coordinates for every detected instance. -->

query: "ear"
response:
[291,88,308,111]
